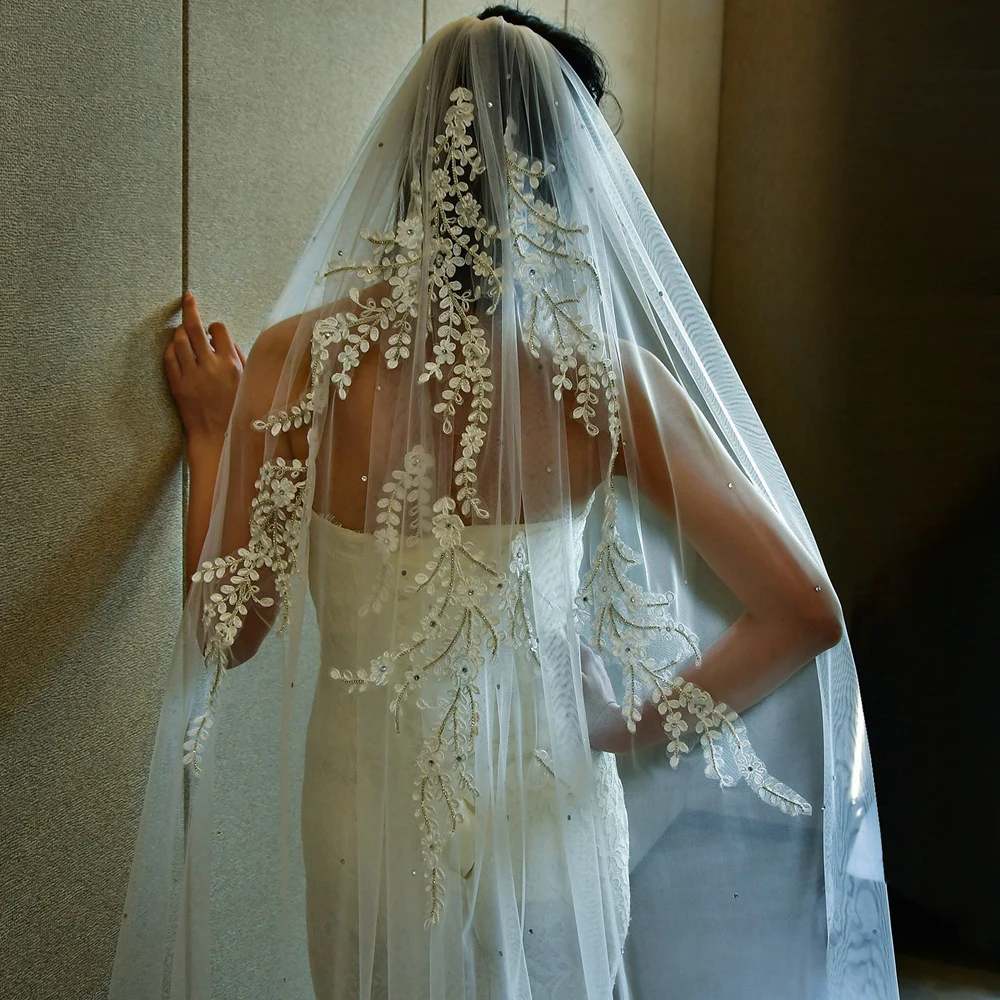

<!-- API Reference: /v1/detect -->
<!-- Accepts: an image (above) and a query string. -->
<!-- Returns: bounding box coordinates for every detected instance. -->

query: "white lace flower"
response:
[455,193,480,228]
[395,214,423,250]
[270,478,299,508]
[429,167,450,200]
[313,312,349,343]
[445,98,474,131]
[455,572,489,608]
[402,443,434,476]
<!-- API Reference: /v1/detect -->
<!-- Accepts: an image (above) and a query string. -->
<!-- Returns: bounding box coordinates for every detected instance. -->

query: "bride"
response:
[111,8,898,999]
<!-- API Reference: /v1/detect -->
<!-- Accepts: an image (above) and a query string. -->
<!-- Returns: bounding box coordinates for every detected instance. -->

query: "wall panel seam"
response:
[706,0,728,311]
[650,0,663,202]
[181,0,191,606]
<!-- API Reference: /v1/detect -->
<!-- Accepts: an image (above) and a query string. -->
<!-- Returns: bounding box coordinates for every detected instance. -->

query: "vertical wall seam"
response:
[706,0,728,312]
[180,0,191,606]
[422,0,428,43]
[650,0,663,198]
[179,0,193,891]
[564,0,569,28]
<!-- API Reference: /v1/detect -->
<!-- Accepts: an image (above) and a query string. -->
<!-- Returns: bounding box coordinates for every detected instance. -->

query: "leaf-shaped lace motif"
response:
[504,140,619,442]
[331,495,527,926]
[184,457,308,773]
[576,484,812,818]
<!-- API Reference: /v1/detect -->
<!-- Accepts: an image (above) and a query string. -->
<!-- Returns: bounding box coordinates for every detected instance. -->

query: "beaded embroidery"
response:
[576,480,812,817]
[186,85,811,931]
[184,457,308,773]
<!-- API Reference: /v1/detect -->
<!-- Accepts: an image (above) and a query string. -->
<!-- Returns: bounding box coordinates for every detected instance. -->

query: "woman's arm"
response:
[165,293,303,667]
[185,436,226,587]
[592,341,843,754]
[164,293,246,588]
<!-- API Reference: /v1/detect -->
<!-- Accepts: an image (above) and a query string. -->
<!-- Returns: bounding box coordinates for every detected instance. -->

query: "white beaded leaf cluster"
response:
[361,443,436,618]
[184,457,308,773]
[251,86,619,488]
[504,133,620,442]
[575,487,812,817]
[335,493,510,926]
[327,479,548,927]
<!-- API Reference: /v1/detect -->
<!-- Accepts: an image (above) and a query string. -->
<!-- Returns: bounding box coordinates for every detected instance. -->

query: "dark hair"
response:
[477,5,618,117]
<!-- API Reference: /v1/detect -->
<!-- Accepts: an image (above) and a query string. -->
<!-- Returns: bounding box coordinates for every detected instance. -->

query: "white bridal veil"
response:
[109,13,898,999]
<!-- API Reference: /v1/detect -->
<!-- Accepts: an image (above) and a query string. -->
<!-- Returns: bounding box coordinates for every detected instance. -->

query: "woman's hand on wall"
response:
[164,291,246,444]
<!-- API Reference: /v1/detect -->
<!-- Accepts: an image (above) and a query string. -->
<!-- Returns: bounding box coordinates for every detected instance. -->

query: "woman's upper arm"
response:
[208,322,299,666]
[618,341,843,640]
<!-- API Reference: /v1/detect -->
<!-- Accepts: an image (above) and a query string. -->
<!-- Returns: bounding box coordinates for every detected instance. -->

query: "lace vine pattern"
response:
[184,457,308,774]
[333,501,548,928]
[575,481,812,817]
[310,88,628,925]
[180,85,619,897]
[183,86,810,931]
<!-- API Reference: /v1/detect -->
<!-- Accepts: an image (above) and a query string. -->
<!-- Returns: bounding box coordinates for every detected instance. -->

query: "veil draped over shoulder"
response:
[109,14,898,999]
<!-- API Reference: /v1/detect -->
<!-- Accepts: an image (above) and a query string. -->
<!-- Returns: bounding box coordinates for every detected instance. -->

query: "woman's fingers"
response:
[181,292,212,362]
[207,320,237,359]
[171,325,197,370]
[163,342,185,393]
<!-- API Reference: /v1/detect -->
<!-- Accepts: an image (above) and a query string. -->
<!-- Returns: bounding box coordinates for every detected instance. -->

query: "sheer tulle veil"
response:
[109,13,898,999]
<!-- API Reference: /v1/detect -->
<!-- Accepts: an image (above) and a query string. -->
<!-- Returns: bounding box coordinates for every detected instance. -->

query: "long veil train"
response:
[109,13,898,999]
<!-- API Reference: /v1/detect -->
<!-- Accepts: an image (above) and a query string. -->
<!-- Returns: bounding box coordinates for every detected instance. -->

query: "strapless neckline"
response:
[310,512,573,538]
[308,489,598,545]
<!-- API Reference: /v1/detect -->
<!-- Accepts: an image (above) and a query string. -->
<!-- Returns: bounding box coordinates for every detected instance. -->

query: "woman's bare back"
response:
[283,281,614,532]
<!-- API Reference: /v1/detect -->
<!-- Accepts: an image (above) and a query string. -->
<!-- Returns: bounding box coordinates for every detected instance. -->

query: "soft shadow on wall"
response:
[853,465,999,969]
[838,0,1000,971]
[709,0,1000,972]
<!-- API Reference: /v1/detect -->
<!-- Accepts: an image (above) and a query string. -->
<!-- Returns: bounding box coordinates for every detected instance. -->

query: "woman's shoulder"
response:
[258,280,396,352]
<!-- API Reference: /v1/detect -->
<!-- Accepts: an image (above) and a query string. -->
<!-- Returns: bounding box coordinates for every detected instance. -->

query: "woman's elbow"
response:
[798,590,845,653]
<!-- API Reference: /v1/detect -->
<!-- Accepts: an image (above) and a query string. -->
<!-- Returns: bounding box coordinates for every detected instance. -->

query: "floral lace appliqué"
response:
[184,457,308,773]
[333,494,512,926]
[576,482,812,818]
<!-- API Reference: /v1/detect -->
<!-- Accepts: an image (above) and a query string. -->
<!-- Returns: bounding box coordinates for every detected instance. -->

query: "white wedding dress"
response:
[301,490,630,999]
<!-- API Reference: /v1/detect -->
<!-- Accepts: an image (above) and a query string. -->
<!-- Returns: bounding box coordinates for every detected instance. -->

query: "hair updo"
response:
[477,4,617,117]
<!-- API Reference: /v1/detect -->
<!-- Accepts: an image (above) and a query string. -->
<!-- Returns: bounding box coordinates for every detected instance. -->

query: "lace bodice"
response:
[306,491,598,664]
[304,487,630,949]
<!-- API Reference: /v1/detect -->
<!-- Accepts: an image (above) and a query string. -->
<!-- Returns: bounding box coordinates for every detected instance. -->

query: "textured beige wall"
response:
[0,5,184,999]
[187,0,423,388]
[569,0,724,298]
[2,3,718,997]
